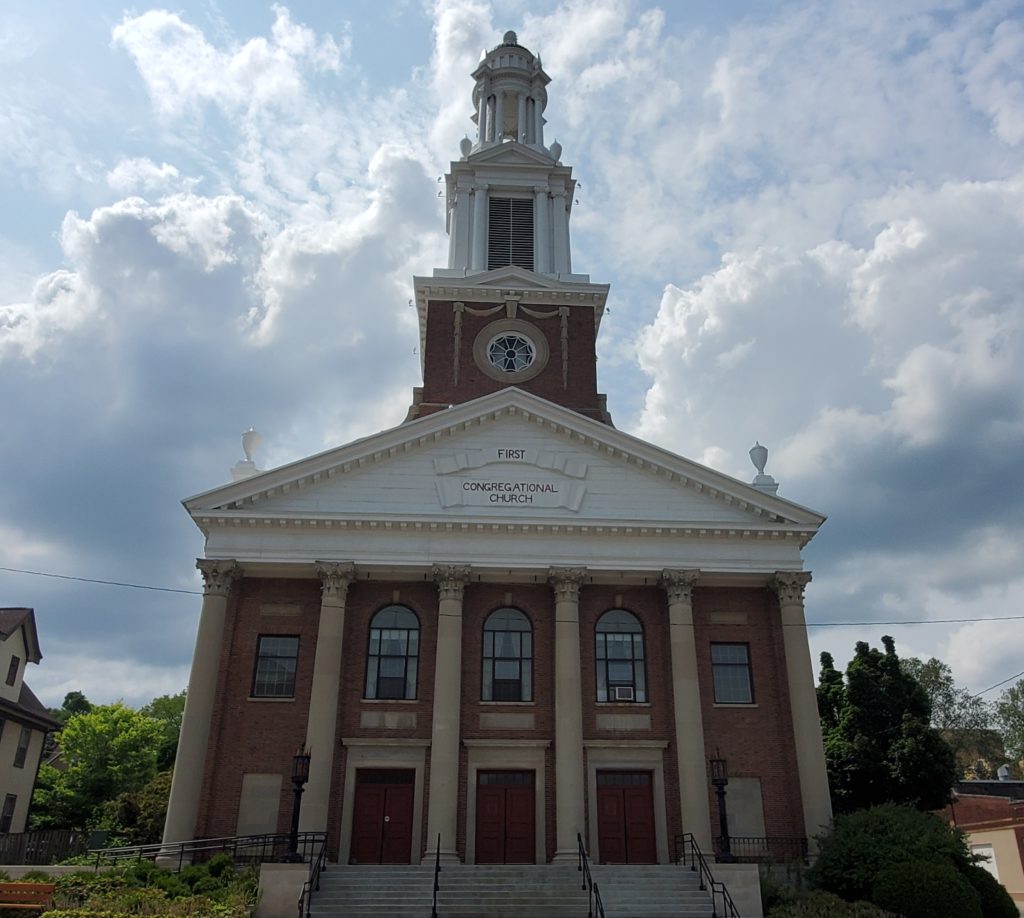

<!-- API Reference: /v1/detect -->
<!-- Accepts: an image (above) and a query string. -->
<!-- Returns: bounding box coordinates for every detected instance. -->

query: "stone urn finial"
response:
[749,441,779,494]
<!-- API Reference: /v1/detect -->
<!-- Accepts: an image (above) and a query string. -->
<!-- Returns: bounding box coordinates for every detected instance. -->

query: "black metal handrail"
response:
[674,833,740,918]
[713,835,808,864]
[296,833,329,918]
[90,831,326,874]
[577,832,605,918]
[431,834,441,918]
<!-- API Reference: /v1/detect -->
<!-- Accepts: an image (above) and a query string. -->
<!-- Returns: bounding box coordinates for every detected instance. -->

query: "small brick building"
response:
[162,32,832,866]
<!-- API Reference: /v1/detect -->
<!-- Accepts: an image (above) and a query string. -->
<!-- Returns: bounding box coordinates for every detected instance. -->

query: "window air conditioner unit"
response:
[613,686,635,701]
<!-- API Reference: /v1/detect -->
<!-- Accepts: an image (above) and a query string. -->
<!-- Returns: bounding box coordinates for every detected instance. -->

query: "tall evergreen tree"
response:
[817,636,957,814]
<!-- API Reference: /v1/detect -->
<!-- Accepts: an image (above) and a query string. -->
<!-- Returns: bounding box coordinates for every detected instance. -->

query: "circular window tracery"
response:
[472,318,549,383]
[487,333,536,373]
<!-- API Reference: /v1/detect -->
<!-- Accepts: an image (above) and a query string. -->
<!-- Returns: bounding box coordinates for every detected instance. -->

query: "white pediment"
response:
[188,389,823,533]
[187,390,824,573]
[465,142,556,168]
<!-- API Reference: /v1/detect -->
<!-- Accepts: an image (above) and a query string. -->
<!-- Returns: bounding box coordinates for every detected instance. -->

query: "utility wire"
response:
[973,670,1024,698]
[0,566,201,595]
[2,565,1023,628]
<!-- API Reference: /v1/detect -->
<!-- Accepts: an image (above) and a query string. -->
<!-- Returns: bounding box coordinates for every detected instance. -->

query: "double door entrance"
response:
[596,771,656,864]
[475,771,535,863]
[350,769,415,864]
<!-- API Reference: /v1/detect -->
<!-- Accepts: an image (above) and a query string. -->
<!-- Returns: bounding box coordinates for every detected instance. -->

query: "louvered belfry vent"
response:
[488,196,534,270]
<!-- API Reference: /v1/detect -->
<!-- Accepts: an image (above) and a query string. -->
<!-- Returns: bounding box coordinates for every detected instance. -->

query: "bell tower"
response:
[408,31,611,424]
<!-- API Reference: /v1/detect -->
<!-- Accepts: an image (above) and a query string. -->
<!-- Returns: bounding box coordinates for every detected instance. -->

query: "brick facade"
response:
[196,577,806,862]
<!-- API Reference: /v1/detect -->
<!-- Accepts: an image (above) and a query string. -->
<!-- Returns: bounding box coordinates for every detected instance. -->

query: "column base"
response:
[552,848,581,864]
[423,848,461,865]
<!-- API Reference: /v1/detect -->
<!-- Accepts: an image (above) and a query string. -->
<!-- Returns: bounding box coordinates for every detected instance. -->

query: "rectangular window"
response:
[711,643,753,704]
[251,635,299,698]
[6,656,19,686]
[488,196,534,270]
[0,794,15,833]
[13,725,31,768]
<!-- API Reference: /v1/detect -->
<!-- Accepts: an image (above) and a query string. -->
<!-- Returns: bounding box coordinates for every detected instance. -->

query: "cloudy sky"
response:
[2,0,1022,709]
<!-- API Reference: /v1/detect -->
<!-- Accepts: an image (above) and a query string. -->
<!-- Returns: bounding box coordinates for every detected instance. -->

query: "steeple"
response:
[442,32,576,278]
[408,32,611,425]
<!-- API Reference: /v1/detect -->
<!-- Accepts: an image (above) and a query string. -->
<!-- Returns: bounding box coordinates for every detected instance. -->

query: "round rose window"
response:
[487,333,536,373]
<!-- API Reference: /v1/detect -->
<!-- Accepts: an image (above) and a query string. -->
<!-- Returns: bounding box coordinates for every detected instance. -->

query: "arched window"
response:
[482,607,533,702]
[365,605,419,700]
[596,609,646,703]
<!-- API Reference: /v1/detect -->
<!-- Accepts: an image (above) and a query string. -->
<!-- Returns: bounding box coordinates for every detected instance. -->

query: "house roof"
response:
[0,607,42,663]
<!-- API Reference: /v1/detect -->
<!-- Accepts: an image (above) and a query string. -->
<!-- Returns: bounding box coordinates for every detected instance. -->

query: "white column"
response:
[517,92,528,142]
[549,567,586,861]
[162,559,240,846]
[451,183,472,269]
[493,91,505,141]
[551,189,569,274]
[772,572,833,849]
[477,86,488,143]
[425,564,471,862]
[660,570,713,851]
[525,97,535,144]
[487,96,496,142]
[300,562,356,833]
[471,184,488,272]
[534,185,550,274]
[533,94,544,147]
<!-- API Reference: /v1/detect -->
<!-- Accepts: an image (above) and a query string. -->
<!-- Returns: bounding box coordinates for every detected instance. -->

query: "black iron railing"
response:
[674,833,740,918]
[296,833,329,918]
[90,831,327,873]
[577,832,604,918]
[713,835,808,864]
[431,834,441,918]
[0,829,87,865]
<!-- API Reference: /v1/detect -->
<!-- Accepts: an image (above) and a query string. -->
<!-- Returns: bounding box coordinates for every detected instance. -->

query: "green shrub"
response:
[204,853,235,879]
[872,859,981,918]
[961,862,1019,918]
[19,869,53,881]
[808,804,970,902]
[768,890,893,917]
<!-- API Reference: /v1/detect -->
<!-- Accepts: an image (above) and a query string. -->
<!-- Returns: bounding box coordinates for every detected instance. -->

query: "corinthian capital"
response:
[433,564,471,602]
[548,567,586,602]
[196,559,241,597]
[659,570,700,606]
[771,571,812,606]
[315,561,356,601]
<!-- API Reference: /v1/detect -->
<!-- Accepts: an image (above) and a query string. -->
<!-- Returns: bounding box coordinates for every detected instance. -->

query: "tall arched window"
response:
[482,607,533,702]
[596,609,646,702]
[365,605,419,700]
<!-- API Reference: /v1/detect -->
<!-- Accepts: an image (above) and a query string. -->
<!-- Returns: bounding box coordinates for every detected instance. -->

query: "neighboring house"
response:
[162,32,832,869]
[0,608,60,833]
[945,777,1024,909]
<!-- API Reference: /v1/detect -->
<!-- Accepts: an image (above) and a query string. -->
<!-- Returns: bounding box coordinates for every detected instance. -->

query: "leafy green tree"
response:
[807,804,972,903]
[817,636,957,813]
[48,690,94,724]
[96,770,173,845]
[902,656,1002,778]
[994,679,1024,768]
[30,703,161,830]
[139,691,186,770]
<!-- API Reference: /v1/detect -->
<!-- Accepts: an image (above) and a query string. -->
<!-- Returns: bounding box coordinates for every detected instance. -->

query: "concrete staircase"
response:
[307,863,589,917]
[593,864,716,917]
[307,862,720,917]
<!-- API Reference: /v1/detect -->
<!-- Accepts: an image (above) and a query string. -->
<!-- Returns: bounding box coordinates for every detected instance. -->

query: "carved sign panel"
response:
[434,449,587,510]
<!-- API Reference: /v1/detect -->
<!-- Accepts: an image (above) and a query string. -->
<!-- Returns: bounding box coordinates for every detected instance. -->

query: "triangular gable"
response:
[186,389,824,538]
[465,142,557,169]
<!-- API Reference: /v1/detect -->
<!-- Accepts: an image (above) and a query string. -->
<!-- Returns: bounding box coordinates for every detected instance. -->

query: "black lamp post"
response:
[286,748,311,862]
[709,749,735,863]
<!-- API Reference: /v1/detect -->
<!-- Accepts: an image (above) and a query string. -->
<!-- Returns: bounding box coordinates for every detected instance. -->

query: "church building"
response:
[162,32,831,868]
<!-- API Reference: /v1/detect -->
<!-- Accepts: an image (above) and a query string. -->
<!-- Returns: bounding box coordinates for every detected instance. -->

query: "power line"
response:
[974,670,1024,698]
[2,565,1023,629]
[0,566,201,596]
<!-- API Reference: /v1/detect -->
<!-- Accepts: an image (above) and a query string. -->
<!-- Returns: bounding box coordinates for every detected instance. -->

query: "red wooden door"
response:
[475,772,535,863]
[350,770,415,864]
[596,772,656,864]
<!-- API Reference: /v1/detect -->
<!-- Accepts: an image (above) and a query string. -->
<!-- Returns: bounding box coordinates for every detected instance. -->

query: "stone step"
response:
[307,862,717,917]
